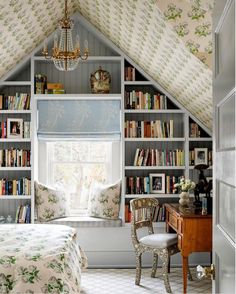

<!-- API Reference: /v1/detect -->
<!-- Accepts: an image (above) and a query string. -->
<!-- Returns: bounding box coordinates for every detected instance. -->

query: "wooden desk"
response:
[165,203,212,294]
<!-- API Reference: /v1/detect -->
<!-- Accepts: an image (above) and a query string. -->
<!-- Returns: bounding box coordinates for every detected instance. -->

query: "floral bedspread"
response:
[0,224,86,294]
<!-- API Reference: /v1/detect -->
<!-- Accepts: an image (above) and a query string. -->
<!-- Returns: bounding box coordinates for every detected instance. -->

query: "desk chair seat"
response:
[130,198,179,293]
[139,233,177,248]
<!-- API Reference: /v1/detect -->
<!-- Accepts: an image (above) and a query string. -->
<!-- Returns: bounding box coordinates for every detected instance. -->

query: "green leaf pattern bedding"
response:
[0,224,87,293]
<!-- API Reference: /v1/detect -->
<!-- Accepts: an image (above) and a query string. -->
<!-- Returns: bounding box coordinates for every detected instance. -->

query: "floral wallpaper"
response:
[156,0,214,68]
[0,0,213,130]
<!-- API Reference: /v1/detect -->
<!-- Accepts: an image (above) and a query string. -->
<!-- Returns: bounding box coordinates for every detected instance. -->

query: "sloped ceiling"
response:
[0,0,212,130]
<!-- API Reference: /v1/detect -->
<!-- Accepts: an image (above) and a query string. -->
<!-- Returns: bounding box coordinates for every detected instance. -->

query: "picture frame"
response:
[149,173,165,194]
[194,148,208,165]
[7,118,23,139]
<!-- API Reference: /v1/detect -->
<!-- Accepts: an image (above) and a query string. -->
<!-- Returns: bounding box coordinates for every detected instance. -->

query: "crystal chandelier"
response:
[42,0,89,71]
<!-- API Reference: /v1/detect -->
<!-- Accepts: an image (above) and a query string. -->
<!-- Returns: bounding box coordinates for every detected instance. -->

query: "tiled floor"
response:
[81,268,211,294]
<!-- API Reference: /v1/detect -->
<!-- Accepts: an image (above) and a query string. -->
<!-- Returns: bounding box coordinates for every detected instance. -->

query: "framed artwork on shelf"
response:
[7,118,23,139]
[194,148,208,165]
[149,173,165,194]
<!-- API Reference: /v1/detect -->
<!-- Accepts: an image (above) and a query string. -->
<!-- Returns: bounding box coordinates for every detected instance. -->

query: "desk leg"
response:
[182,255,188,294]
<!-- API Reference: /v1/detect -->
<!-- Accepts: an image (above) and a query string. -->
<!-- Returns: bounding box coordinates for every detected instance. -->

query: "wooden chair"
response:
[130,198,179,293]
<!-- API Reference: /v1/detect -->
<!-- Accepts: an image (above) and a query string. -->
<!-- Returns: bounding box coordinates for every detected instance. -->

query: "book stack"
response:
[125,91,167,110]
[126,176,150,194]
[125,120,174,138]
[45,83,65,94]
[189,123,200,137]
[0,121,7,138]
[0,178,31,195]
[166,175,182,194]
[133,148,184,166]
[0,148,30,167]
[15,204,31,223]
[125,67,135,81]
[0,93,30,110]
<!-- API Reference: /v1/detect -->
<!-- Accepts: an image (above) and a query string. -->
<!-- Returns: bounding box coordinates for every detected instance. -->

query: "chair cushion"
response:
[139,233,177,248]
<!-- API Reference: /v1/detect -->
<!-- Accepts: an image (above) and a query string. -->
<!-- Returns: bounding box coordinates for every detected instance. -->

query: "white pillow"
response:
[87,181,121,220]
[35,181,68,222]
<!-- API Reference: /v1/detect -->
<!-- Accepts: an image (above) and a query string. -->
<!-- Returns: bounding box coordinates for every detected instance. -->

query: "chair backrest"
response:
[130,198,160,244]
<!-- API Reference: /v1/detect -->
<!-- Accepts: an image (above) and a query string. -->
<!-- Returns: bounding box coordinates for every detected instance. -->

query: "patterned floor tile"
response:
[81,268,211,294]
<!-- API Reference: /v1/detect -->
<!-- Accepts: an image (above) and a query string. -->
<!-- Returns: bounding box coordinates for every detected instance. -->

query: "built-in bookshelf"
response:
[123,59,212,225]
[0,78,33,224]
[0,18,212,227]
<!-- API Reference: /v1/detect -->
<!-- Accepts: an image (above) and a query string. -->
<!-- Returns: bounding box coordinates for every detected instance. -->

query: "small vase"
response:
[179,191,190,207]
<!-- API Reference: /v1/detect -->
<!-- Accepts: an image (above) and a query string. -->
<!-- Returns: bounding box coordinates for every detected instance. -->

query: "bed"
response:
[0,224,87,294]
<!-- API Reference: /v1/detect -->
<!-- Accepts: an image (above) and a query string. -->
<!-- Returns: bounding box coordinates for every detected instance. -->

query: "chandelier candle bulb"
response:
[43,39,47,52]
[84,39,88,50]
[41,0,89,71]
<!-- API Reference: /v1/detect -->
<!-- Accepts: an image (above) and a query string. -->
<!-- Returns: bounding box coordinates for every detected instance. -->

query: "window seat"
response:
[49,216,122,228]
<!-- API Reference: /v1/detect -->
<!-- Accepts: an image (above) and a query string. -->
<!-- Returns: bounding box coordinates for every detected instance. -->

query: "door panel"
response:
[217,180,235,242]
[218,92,235,150]
[213,0,235,293]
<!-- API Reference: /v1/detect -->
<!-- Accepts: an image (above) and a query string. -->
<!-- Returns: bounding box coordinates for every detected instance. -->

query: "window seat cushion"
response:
[48,216,122,228]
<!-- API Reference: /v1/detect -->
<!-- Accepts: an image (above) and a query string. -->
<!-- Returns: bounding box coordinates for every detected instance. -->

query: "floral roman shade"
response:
[37,100,121,140]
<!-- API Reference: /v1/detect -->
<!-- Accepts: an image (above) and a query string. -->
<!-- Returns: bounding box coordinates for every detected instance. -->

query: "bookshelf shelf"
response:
[0,81,31,86]
[34,94,122,100]
[188,138,212,141]
[0,139,31,142]
[125,166,185,170]
[125,194,181,198]
[0,110,32,114]
[124,109,184,114]
[124,138,185,142]
[0,167,31,171]
[0,196,31,200]
[124,81,153,85]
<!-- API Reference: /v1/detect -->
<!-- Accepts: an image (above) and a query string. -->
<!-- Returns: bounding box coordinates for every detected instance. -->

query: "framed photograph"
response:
[149,173,165,194]
[194,148,208,165]
[7,118,23,139]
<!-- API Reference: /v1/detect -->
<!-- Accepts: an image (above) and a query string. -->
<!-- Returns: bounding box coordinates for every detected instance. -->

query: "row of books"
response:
[189,149,212,166]
[15,204,31,223]
[126,175,183,195]
[0,120,30,138]
[0,93,31,110]
[124,204,166,223]
[0,178,31,195]
[125,67,136,81]
[0,149,31,167]
[125,120,174,138]
[125,91,168,110]
[133,148,185,166]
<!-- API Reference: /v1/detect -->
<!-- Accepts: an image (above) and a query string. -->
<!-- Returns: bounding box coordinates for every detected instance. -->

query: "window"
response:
[40,141,120,215]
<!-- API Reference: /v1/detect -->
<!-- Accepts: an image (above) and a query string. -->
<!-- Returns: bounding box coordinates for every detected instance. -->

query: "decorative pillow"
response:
[88,181,121,220]
[35,181,68,222]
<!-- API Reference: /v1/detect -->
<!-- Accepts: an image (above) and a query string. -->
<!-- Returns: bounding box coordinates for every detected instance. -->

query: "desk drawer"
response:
[169,213,178,230]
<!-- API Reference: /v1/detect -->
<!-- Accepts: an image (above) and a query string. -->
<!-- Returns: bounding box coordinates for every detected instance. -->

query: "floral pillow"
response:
[87,181,121,220]
[35,181,68,222]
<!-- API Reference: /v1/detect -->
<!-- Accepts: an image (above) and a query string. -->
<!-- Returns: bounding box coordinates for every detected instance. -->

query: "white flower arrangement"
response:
[174,177,196,192]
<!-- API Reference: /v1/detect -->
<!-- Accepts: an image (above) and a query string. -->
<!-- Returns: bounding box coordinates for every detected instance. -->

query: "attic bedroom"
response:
[0,1,235,294]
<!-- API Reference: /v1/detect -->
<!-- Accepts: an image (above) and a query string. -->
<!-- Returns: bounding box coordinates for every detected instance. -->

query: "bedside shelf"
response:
[125,166,185,170]
[0,196,31,200]
[0,167,31,171]
[124,138,185,142]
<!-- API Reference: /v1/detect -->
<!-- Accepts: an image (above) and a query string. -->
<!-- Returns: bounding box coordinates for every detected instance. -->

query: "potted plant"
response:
[174,177,196,206]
